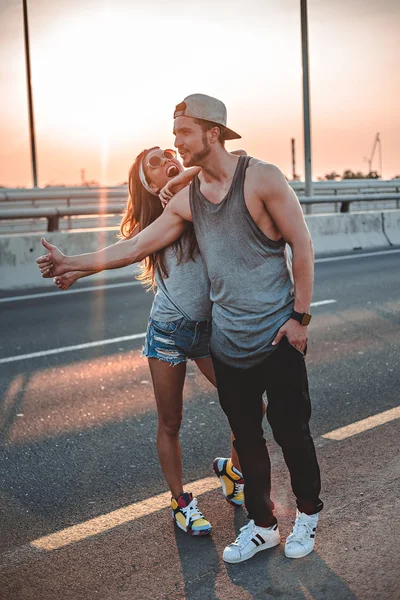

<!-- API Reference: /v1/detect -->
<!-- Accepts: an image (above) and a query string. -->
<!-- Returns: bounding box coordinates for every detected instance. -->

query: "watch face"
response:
[302,313,312,326]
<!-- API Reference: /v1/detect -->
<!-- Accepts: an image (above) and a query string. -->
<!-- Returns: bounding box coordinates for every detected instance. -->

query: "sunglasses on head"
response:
[147,149,177,168]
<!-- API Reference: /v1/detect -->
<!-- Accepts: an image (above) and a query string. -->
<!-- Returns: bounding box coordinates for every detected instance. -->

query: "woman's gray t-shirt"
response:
[150,235,212,322]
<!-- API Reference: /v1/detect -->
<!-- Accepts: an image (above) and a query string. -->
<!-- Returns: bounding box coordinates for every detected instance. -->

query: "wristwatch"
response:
[291,310,312,326]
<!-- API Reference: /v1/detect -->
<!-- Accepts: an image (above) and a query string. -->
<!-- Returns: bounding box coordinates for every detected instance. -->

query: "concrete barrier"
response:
[0,229,139,290]
[382,210,400,246]
[305,211,391,254]
[1,211,399,291]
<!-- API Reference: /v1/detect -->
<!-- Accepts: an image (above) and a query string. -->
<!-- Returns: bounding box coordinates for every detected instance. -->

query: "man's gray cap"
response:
[174,93,241,140]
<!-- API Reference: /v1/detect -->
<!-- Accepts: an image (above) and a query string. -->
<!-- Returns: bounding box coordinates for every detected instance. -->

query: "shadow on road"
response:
[223,547,359,600]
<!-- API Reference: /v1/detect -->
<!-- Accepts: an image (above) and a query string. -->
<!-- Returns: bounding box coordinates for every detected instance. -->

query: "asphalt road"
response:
[0,249,399,600]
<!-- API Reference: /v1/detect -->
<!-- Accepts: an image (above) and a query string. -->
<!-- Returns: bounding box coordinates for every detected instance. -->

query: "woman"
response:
[47,147,245,536]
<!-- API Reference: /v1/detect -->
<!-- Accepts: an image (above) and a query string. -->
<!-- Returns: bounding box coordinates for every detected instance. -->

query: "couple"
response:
[37,93,323,564]
[51,145,247,537]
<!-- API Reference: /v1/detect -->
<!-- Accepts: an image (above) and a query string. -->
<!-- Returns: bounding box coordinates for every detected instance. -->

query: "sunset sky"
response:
[1,0,399,188]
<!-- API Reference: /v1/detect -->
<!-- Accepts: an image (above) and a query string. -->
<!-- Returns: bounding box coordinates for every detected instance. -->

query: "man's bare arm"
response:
[259,164,314,313]
[253,163,313,352]
[159,151,247,206]
[159,167,201,206]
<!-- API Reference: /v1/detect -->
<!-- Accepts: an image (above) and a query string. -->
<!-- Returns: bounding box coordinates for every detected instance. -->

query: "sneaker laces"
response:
[232,520,256,548]
[287,517,314,544]
[181,497,203,529]
[233,482,244,496]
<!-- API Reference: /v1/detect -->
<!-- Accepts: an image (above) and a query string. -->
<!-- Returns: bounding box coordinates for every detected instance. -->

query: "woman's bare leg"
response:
[148,358,187,499]
[194,357,241,473]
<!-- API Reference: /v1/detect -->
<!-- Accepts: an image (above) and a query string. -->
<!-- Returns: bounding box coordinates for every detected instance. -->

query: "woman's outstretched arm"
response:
[36,194,191,278]
[52,226,140,289]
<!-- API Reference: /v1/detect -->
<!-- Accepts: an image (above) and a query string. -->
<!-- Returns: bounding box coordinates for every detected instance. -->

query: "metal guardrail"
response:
[1,194,400,232]
[0,204,123,232]
[1,179,399,206]
[300,193,400,214]
[0,187,126,203]
[292,180,400,193]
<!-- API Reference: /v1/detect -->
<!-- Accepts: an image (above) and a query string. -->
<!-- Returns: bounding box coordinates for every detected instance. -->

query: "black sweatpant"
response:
[212,337,323,526]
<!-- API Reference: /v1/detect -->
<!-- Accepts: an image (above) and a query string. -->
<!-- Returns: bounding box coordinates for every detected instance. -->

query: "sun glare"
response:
[30,9,293,150]
[31,11,177,147]
[1,0,399,185]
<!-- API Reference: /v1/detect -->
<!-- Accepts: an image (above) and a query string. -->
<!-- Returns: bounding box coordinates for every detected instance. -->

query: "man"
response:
[37,94,323,564]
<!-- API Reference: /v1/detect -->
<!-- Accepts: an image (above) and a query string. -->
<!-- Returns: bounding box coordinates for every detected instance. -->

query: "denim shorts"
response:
[142,317,212,365]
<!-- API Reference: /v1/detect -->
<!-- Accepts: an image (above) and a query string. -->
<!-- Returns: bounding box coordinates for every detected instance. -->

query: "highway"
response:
[0,248,399,600]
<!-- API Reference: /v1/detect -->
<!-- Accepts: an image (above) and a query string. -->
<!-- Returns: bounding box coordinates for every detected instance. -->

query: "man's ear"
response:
[209,126,222,144]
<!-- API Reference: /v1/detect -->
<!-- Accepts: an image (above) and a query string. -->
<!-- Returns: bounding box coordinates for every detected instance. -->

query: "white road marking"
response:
[0,281,141,304]
[0,333,146,365]
[0,299,336,365]
[28,404,400,552]
[1,247,399,304]
[309,299,336,307]
[315,248,400,263]
[322,405,400,441]
[31,477,220,551]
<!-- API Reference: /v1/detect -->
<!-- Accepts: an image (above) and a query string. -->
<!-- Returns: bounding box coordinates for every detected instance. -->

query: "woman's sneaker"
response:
[284,509,319,558]
[223,519,280,563]
[171,492,212,536]
[213,457,244,507]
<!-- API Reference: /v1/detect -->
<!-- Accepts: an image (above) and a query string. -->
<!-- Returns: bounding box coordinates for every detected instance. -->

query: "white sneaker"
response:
[284,509,319,558]
[223,519,280,564]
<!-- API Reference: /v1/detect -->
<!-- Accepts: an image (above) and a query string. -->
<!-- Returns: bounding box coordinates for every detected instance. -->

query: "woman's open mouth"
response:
[167,165,180,178]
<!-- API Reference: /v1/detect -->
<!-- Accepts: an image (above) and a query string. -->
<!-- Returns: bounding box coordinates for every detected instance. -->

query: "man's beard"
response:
[185,134,211,167]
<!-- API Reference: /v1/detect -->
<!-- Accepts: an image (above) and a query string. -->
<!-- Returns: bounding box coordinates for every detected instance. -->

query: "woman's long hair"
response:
[119,148,198,289]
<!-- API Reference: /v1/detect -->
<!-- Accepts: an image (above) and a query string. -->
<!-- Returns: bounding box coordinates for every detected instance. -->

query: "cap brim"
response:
[224,127,241,140]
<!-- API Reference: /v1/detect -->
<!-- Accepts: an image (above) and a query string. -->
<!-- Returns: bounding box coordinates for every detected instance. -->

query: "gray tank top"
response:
[189,155,294,368]
[150,234,212,322]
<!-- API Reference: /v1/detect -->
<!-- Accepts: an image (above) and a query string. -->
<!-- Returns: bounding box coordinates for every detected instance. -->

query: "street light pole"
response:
[291,138,297,180]
[300,0,312,201]
[22,0,38,187]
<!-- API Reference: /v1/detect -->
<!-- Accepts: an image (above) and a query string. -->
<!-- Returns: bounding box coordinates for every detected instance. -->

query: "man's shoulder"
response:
[164,186,193,222]
[248,158,284,178]
[246,159,287,190]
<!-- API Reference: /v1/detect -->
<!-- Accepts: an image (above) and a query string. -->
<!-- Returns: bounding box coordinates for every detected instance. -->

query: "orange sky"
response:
[1,0,399,188]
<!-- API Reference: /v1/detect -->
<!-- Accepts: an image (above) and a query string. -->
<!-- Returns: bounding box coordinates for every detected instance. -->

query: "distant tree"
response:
[341,169,381,180]
[82,180,100,187]
[391,175,400,180]
[342,169,366,179]
[323,171,341,180]
[0,185,27,188]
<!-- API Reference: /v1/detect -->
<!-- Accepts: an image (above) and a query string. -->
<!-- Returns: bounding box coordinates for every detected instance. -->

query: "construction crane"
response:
[364,133,382,177]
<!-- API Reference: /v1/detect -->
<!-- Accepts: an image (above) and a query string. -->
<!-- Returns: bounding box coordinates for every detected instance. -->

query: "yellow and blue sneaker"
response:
[171,492,212,536]
[213,457,244,507]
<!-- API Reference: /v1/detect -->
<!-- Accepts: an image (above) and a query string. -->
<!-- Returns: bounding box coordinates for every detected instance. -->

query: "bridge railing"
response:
[1,193,400,232]
[1,179,399,207]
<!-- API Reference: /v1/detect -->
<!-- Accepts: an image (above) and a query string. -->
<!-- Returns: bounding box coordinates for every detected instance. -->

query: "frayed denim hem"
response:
[141,347,187,366]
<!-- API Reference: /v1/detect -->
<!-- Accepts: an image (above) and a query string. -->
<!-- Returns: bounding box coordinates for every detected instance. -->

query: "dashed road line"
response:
[322,405,400,441]
[0,280,141,304]
[0,333,146,364]
[31,477,220,552]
